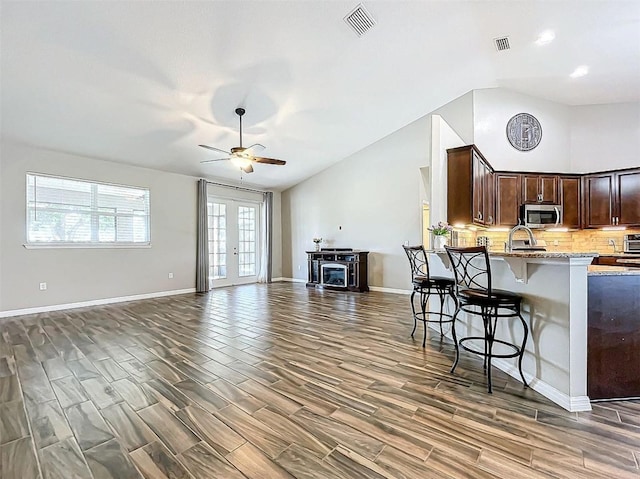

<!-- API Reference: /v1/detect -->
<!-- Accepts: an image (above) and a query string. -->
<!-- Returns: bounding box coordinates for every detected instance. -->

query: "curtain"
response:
[258,191,273,283]
[196,179,210,293]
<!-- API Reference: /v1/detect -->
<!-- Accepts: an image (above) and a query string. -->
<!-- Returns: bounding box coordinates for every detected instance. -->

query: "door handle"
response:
[554,206,560,226]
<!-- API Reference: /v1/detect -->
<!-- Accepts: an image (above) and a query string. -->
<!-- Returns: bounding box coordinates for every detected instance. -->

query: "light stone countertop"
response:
[489,251,599,259]
[428,249,599,259]
[588,265,640,276]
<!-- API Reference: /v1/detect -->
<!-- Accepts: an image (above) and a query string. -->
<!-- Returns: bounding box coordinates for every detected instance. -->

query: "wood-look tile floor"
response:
[1,283,639,479]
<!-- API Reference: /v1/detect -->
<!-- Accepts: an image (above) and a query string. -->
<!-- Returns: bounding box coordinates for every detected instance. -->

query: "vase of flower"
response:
[429,222,453,250]
[433,235,448,250]
[313,237,323,251]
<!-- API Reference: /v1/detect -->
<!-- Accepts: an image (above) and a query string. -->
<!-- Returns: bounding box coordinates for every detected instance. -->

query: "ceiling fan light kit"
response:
[199,108,286,173]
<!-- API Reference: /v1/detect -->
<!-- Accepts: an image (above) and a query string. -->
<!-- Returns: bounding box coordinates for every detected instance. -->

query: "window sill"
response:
[23,243,152,250]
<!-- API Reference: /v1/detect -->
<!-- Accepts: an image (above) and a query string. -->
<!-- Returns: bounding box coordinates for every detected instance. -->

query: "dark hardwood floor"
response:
[1,283,639,478]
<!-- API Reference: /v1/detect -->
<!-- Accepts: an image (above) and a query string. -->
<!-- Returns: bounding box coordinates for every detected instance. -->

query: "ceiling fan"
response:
[199,108,286,173]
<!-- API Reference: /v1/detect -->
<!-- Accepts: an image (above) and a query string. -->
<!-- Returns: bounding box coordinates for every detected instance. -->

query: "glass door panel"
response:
[208,199,259,288]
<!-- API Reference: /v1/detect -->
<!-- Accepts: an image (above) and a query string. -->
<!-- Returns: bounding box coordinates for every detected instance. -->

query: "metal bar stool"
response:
[444,245,529,393]
[402,245,456,347]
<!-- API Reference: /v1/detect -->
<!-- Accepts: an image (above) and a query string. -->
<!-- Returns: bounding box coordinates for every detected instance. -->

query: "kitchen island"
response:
[430,250,599,412]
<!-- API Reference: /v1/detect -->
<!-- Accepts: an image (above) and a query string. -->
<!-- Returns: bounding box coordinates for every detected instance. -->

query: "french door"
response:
[208,199,260,288]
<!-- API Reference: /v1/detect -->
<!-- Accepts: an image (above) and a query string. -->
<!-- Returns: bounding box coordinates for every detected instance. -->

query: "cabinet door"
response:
[472,152,485,224]
[616,169,640,226]
[539,176,558,203]
[583,174,615,227]
[522,175,558,203]
[521,175,540,204]
[483,167,495,226]
[559,176,581,229]
[495,174,521,226]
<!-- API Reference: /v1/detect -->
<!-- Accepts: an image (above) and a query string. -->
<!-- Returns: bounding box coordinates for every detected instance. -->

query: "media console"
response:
[306,249,369,292]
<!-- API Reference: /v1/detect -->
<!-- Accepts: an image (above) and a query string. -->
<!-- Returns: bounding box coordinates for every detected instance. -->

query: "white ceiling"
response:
[2,1,639,190]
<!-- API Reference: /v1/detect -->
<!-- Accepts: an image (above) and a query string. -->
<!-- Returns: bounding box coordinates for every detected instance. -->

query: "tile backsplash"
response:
[453,228,640,254]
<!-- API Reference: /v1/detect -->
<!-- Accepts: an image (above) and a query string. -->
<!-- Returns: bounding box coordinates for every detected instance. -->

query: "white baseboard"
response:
[273,277,306,283]
[491,358,592,412]
[0,288,196,319]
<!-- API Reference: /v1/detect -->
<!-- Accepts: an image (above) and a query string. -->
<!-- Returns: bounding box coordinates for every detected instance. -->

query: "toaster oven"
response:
[623,234,640,254]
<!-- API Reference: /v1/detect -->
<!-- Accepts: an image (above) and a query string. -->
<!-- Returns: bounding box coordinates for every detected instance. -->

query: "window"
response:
[26,173,150,246]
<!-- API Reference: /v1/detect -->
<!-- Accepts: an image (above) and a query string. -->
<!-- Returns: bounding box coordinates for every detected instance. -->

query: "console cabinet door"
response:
[616,169,640,226]
[495,173,521,226]
[559,176,581,229]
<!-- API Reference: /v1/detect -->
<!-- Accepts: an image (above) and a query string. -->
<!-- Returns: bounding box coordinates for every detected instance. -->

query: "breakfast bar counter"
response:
[430,250,599,411]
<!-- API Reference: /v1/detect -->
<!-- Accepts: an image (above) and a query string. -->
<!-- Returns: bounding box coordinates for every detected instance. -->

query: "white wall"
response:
[0,141,284,312]
[430,115,465,229]
[281,93,474,290]
[0,142,198,312]
[473,88,572,172]
[569,102,640,173]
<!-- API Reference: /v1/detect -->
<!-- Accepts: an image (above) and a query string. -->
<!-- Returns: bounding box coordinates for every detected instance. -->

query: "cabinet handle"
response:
[488,215,493,224]
[537,193,543,202]
[478,212,482,220]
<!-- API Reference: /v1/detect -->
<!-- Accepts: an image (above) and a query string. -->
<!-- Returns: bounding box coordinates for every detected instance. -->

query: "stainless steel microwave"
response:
[520,204,562,229]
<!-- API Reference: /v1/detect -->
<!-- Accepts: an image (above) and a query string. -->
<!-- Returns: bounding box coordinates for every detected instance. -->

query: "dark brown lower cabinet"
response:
[587,273,640,399]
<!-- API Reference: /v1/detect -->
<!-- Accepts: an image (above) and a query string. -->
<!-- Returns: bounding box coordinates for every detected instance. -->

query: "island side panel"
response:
[587,274,640,400]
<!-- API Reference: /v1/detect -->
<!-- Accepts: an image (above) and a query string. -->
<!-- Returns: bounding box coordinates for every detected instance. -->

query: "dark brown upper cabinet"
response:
[446,145,639,231]
[583,169,640,228]
[522,174,558,204]
[495,173,521,226]
[447,145,494,227]
[558,175,581,229]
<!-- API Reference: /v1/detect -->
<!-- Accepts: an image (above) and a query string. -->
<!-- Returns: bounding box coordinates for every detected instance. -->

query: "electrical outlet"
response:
[39,282,47,291]
[168,272,174,279]
[403,240,409,246]
[554,240,559,246]
[297,265,301,271]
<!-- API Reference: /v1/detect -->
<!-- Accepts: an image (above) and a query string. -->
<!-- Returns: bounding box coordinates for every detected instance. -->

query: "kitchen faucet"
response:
[507,224,537,252]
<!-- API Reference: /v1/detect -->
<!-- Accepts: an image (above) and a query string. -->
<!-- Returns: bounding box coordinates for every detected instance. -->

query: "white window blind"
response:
[26,173,150,246]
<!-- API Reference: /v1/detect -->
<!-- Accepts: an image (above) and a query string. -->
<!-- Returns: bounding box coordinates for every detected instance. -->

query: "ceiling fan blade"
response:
[252,156,286,166]
[199,144,231,155]
[243,143,266,154]
[200,157,231,164]
[242,164,254,173]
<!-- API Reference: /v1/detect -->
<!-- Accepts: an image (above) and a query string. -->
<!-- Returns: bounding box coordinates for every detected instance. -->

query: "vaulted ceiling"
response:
[2,1,639,190]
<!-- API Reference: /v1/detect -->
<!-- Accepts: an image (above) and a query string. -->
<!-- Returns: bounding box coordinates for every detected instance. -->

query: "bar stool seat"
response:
[403,245,456,347]
[458,288,522,305]
[444,246,529,393]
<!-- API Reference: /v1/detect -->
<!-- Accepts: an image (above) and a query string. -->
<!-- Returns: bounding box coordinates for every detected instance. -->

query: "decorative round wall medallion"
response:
[506,113,542,151]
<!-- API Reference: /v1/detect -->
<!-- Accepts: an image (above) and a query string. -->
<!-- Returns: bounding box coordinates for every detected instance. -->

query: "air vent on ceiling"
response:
[494,36,511,51]
[344,3,376,37]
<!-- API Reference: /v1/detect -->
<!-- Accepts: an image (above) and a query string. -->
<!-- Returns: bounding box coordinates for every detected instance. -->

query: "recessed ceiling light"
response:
[570,65,589,78]
[535,30,555,46]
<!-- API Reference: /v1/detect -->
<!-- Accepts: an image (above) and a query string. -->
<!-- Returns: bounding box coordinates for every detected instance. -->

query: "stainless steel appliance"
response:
[623,234,640,254]
[520,204,562,229]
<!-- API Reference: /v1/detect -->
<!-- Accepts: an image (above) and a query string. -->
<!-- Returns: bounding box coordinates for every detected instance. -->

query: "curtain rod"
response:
[205,180,267,194]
